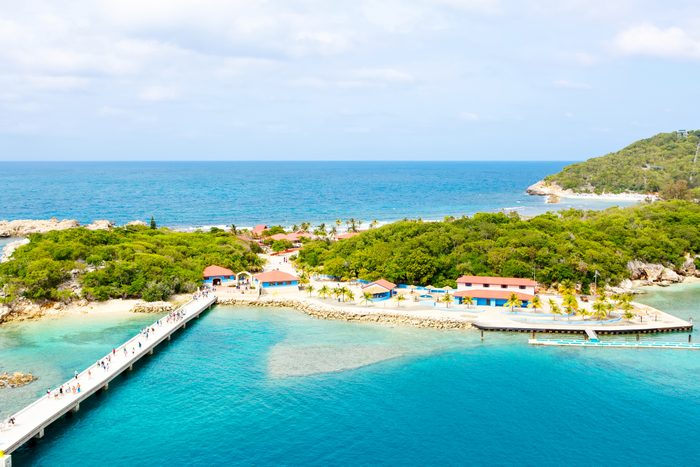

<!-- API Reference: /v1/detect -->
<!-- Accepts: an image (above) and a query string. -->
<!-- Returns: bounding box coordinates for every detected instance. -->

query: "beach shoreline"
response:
[526,180,657,201]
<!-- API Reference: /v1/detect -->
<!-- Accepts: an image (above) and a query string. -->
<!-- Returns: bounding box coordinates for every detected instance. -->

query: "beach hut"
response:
[361,279,397,301]
[203,265,236,286]
[253,270,300,289]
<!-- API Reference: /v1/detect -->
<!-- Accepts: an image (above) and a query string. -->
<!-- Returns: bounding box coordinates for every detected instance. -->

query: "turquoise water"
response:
[5,284,700,466]
[0,162,632,228]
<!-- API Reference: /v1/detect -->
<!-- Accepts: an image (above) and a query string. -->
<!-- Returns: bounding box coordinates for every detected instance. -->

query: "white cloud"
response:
[612,23,700,60]
[553,79,592,90]
[139,85,180,101]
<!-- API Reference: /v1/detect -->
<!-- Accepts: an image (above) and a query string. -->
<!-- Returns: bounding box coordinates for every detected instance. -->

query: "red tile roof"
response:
[203,265,235,278]
[456,275,537,287]
[454,290,533,300]
[269,231,313,242]
[362,279,396,291]
[251,224,267,235]
[336,231,361,240]
[254,270,300,282]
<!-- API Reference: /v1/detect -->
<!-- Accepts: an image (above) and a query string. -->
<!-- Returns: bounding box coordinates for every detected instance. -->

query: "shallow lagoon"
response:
[3,284,700,466]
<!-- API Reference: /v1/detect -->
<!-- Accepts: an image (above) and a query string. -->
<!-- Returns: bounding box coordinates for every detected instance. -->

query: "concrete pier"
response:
[0,295,216,460]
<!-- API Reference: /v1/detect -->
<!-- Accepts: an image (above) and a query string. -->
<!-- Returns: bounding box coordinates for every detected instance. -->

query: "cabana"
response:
[362,279,397,301]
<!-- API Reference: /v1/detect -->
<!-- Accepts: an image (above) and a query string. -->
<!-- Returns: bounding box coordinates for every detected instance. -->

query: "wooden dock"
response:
[0,294,217,463]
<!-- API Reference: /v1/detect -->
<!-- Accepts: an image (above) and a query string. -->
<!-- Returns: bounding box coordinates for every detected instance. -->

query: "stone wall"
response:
[217,296,473,330]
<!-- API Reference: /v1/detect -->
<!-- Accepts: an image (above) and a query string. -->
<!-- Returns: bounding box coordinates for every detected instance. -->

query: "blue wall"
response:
[261,280,299,288]
[204,275,235,285]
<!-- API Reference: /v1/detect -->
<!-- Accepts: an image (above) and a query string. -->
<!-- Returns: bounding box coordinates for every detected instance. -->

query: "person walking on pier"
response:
[74,370,79,379]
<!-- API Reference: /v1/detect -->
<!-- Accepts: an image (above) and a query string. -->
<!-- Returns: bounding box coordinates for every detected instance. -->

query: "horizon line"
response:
[0,159,576,163]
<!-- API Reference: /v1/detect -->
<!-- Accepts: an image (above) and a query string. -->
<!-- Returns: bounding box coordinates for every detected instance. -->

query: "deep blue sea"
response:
[0,161,631,228]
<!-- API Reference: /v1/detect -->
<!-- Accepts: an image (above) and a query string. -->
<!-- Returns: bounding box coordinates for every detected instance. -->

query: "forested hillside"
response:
[297,201,700,291]
[0,226,262,304]
[545,130,700,198]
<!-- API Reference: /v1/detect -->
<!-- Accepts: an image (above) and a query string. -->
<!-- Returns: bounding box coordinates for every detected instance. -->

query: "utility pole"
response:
[594,270,600,293]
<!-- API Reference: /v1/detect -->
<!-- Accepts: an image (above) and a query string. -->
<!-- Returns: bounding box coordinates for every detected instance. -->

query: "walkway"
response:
[529,338,700,350]
[0,294,217,459]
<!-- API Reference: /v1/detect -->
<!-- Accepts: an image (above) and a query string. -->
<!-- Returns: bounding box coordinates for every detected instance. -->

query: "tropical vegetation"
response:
[0,225,262,304]
[296,201,700,292]
[544,130,700,198]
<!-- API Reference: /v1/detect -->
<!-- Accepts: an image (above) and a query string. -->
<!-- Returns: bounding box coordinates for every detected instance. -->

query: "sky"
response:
[1,0,699,161]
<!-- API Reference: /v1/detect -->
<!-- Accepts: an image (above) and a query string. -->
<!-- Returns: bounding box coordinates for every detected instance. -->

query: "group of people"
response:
[3,300,202,431]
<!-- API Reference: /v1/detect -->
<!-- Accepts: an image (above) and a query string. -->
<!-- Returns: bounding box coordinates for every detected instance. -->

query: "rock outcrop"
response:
[217,296,474,330]
[0,218,79,237]
[85,219,113,230]
[0,371,37,388]
[131,302,174,313]
[526,180,566,197]
[627,260,684,285]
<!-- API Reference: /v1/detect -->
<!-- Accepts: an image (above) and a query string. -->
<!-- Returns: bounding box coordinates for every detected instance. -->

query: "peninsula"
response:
[527,129,700,201]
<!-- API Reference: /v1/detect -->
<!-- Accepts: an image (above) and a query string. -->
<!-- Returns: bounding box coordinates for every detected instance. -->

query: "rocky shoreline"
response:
[217,296,474,330]
[526,180,657,202]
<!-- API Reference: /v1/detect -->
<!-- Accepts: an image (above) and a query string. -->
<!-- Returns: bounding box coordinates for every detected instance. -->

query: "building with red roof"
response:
[454,275,536,307]
[251,224,268,238]
[203,265,236,286]
[254,270,300,289]
[361,279,397,300]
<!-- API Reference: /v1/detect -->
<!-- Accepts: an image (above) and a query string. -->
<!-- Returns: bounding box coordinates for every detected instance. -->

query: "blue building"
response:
[203,265,236,286]
[254,270,300,289]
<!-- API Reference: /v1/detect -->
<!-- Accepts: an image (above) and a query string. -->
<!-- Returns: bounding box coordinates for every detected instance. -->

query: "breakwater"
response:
[216,296,474,330]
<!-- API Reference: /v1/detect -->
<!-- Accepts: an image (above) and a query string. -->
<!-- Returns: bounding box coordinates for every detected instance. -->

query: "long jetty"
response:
[0,294,217,463]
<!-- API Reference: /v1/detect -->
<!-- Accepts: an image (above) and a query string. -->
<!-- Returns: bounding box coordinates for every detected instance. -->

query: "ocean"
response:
[4,284,700,466]
[0,161,632,228]
[1,161,697,466]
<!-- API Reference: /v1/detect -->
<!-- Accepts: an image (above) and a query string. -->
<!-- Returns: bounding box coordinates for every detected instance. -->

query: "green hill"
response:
[544,130,700,198]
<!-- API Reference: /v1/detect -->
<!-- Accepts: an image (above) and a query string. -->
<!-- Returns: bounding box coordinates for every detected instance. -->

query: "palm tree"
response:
[618,299,635,321]
[505,293,522,311]
[362,291,373,305]
[592,297,609,320]
[562,293,579,320]
[393,293,406,307]
[333,287,344,302]
[306,285,315,297]
[528,295,542,312]
[370,219,379,229]
[548,299,562,320]
[462,296,474,309]
[314,223,327,237]
[318,285,330,299]
[345,290,355,303]
[441,292,453,308]
[330,226,337,237]
[347,218,358,232]
[300,222,311,233]
[230,224,238,235]
[335,219,342,229]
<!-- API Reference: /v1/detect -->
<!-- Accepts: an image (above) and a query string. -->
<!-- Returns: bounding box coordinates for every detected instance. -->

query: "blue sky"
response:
[1,0,699,161]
